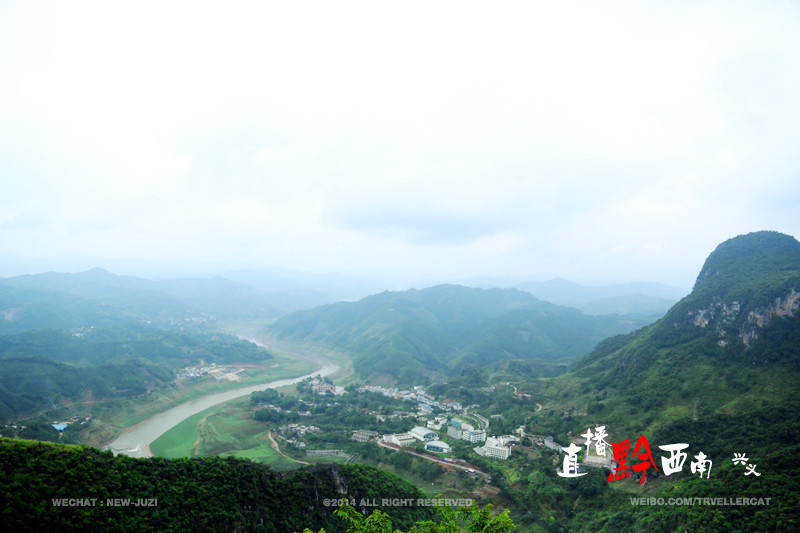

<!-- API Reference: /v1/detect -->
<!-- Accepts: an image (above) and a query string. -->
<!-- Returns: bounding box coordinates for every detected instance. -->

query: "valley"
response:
[106,354,337,458]
[2,231,799,531]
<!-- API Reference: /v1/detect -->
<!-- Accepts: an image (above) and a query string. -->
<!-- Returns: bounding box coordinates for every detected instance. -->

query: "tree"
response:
[301,502,515,533]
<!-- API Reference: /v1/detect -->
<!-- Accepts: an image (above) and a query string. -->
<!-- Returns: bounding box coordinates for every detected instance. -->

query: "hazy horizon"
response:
[2,2,799,291]
[0,250,693,298]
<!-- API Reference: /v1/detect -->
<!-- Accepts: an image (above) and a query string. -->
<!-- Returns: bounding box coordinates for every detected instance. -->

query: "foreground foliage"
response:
[0,438,436,532]
[303,502,515,533]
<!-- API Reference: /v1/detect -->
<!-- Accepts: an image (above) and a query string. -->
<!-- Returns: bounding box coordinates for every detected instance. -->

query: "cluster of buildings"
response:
[381,421,524,460]
[359,385,400,397]
[382,425,440,447]
[358,384,463,414]
[447,418,487,443]
[276,423,321,449]
[278,423,321,437]
[176,363,242,381]
[376,403,527,461]
[425,416,449,430]
[383,425,439,447]
[281,379,528,463]
[310,379,346,395]
[176,365,214,379]
[0,423,27,436]
[51,415,92,435]
[254,403,283,412]
[446,417,520,461]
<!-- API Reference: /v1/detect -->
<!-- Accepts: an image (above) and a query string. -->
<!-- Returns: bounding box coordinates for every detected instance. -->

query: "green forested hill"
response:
[0,268,283,423]
[268,284,655,385]
[422,232,800,531]
[0,327,271,423]
[570,231,800,435]
[0,438,436,532]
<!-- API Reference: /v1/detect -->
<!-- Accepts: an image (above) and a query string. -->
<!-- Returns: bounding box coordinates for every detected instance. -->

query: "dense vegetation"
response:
[268,284,657,385]
[569,231,800,435]
[485,231,800,530]
[0,268,283,424]
[303,502,515,533]
[3,231,800,531]
[0,438,437,532]
[0,326,272,423]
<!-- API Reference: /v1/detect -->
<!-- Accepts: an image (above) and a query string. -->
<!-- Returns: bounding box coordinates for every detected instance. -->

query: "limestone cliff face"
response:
[740,288,800,345]
[669,232,800,348]
[686,289,799,347]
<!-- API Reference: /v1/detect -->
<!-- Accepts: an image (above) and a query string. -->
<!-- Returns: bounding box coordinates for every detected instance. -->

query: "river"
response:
[106,334,339,458]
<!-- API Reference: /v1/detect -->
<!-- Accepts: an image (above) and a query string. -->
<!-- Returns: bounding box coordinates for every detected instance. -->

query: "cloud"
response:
[325,194,515,245]
[0,1,799,288]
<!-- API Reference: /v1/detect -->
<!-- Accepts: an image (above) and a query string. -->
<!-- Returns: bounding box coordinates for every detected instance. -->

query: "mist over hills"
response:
[4,230,797,429]
[473,277,686,316]
[267,284,660,385]
[0,268,280,423]
[0,267,284,333]
[0,258,701,396]
[0,263,685,336]
[1,231,799,531]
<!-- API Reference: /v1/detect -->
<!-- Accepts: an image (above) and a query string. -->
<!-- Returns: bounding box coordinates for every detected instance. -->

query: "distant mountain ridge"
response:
[0,268,284,421]
[0,268,283,333]
[268,284,660,385]
[510,278,685,316]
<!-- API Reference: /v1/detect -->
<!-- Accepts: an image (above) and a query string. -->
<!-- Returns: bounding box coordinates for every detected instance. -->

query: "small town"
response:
[253,376,616,489]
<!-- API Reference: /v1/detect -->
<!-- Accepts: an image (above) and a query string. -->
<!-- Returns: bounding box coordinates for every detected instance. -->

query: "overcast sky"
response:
[1,1,799,290]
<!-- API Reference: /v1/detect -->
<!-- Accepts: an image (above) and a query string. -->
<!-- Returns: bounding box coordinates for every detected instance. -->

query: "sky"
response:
[1,0,799,290]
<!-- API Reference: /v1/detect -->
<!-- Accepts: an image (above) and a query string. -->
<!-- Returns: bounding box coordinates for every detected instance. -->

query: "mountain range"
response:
[0,267,285,333]
[1,230,799,531]
[0,263,681,421]
[267,284,662,385]
[464,277,686,316]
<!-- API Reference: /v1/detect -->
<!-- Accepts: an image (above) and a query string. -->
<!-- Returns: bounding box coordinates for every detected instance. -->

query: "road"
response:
[377,439,490,479]
[268,430,310,465]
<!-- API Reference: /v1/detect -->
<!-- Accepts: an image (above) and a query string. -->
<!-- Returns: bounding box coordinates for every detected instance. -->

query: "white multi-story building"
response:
[312,383,334,394]
[474,436,512,460]
[448,418,486,443]
[463,429,486,443]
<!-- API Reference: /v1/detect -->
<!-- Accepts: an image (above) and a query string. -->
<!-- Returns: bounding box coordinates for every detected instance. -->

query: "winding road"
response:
[268,430,310,465]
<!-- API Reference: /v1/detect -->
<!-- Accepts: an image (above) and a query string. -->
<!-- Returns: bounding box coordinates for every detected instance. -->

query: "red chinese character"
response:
[631,435,659,484]
[608,439,631,481]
